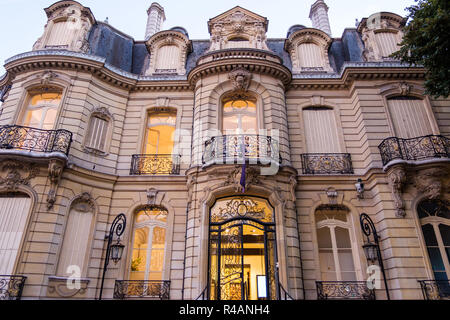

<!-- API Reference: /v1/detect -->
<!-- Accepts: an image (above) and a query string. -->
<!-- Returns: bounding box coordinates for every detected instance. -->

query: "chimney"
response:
[309,0,332,36]
[145,2,166,39]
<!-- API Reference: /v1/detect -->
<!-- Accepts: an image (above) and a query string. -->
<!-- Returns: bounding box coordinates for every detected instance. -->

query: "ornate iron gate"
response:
[208,196,278,300]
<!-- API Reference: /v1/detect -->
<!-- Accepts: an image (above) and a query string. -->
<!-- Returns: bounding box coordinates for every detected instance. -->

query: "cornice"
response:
[189,49,292,86]
[289,62,426,90]
[4,50,192,91]
[4,51,426,92]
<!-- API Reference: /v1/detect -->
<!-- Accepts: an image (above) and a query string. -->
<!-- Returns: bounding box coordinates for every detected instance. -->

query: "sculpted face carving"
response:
[228,67,252,92]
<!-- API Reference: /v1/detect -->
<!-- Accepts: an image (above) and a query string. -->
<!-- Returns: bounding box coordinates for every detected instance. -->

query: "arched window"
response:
[298,43,323,69]
[22,91,62,130]
[222,95,257,135]
[46,19,75,49]
[57,197,94,277]
[387,96,433,139]
[315,205,357,281]
[84,108,113,154]
[0,192,31,275]
[129,206,168,281]
[303,107,341,153]
[144,110,176,155]
[417,199,450,281]
[155,45,181,73]
[374,31,400,59]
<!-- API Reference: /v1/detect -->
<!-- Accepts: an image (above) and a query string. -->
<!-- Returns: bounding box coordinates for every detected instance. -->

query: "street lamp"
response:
[99,213,127,300]
[359,213,390,300]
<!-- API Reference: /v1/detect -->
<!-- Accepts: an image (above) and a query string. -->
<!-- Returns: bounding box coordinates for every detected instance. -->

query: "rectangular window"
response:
[303,108,341,153]
[387,97,433,139]
[86,116,108,151]
[0,195,31,275]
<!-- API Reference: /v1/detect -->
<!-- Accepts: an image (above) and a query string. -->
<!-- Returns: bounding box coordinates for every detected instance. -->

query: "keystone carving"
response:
[387,165,407,218]
[71,192,95,213]
[223,165,260,192]
[229,67,252,92]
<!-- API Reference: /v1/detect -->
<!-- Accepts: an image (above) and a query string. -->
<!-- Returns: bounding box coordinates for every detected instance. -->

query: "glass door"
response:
[208,196,278,300]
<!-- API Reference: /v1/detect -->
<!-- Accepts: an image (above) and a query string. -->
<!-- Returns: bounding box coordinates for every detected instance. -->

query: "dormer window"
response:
[285,28,333,73]
[227,37,250,49]
[357,12,406,62]
[145,30,192,76]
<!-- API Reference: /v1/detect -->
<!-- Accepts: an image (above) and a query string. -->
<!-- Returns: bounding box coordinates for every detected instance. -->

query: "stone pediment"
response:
[208,6,268,33]
[207,6,270,51]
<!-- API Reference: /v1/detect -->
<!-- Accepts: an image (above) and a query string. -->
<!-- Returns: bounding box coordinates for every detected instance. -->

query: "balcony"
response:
[316,281,375,300]
[301,153,353,174]
[113,280,170,300]
[130,154,181,175]
[0,275,27,300]
[378,135,450,167]
[0,125,72,157]
[418,280,450,300]
[202,134,280,166]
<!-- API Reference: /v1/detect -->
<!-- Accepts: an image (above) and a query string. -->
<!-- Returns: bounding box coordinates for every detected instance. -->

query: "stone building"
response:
[0,0,449,301]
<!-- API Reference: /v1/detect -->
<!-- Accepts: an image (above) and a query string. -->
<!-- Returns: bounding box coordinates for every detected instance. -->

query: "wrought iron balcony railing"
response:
[0,275,27,300]
[114,280,170,300]
[301,153,353,174]
[130,154,181,175]
[0,125,72,156]
[418,280,450,300]
[202,134,280,165]
[378,135,450,166]
[316,281,375,300]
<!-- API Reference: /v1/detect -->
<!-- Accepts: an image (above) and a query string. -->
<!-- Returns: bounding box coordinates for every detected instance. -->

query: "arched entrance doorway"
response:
[207,196,278,300]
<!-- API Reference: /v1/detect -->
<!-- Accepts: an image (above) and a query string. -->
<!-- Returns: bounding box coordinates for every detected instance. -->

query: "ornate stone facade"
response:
[0,0,449,302]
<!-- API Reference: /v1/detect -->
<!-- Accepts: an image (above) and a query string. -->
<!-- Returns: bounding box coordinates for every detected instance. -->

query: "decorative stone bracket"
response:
[146,187,166,207]
[47,159,65,210]
[387,165,407,218]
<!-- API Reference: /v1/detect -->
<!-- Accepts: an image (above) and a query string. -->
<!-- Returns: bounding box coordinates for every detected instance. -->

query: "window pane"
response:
[319,250,336,280]
[223,115,239,132]
[427,248,446,272]
[439,224,450,247]
[241,115,257,132]
[43,108,57,130]
[23,93,61,129]
[338,249,356,276]
[335,227,351,248]
[145,125,175,154]
[422,224,438,246]
[135,207,168,223]
[23,109,43,127]
[317,227,332,248]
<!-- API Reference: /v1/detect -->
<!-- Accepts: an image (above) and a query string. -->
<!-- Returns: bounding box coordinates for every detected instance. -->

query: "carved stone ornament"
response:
[228,67,252,92]
[146,188,165,207]
[414,167,448,200]
[0,160,39,191]
[47,276,89,298]
[71,192,95,212]
[47,159,65,210]
[207,7,269,51]
[399,82,412,96]
[387,165,407,218]
[39,70,58,85]
[223,165,260,192]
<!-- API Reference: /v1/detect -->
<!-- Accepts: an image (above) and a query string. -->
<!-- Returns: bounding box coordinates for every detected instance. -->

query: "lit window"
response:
[22,92,61,130]
[130,206,168,281]
[145,111,176,155]
[222,96,257,134]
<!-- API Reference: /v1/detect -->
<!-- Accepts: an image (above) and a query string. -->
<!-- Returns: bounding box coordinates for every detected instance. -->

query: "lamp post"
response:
[99,213,127,300]
[359,213,390,300]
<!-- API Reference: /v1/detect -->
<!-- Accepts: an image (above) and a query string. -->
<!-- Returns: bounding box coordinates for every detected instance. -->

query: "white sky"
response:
[0,0,416,75]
